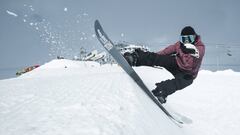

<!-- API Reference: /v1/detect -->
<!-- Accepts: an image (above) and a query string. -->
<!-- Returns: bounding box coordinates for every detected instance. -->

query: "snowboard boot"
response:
[157,96,167,104]
[123,51,139,66]
[152,89,167,104]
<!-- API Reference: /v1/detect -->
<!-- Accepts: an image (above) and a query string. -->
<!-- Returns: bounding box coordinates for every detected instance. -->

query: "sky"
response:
[0,0,240,79]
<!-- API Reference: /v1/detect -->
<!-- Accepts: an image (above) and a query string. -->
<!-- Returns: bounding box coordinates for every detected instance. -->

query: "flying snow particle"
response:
[51,41,57,44]
[83,13,88,16]
[6,10,18,17]
[121,33,124,37]
[64,8,68,12]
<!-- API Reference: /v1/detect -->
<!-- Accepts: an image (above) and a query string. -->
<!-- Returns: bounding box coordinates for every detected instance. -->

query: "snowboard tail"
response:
[94,20,184,126]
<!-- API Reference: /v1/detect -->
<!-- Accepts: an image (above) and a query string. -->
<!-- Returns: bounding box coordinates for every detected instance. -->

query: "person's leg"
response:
[125,50,194,103]
[153,72,193,99]
[135,51,177,70]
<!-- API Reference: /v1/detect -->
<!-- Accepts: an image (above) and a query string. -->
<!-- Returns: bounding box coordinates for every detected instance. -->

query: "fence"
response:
[202,44,240,71]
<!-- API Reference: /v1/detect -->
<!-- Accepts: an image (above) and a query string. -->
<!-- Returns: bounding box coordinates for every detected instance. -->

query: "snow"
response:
[170,69,240,135]
[6,10,18,17]
[0,59,240,135]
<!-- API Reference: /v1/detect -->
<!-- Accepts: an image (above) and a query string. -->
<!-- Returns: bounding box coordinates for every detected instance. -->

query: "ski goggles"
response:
[180,35,196,44]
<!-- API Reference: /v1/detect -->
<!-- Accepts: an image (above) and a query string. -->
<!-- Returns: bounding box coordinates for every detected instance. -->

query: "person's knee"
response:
[175,76,193,90]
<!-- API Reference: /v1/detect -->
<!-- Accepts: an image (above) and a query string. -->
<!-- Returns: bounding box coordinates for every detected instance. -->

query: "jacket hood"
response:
[194,35,204,47]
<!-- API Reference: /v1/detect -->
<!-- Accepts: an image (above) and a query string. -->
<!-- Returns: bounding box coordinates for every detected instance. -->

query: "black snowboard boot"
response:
[123,52,139,66]
[152,89,167,104]
[157,96,167,104]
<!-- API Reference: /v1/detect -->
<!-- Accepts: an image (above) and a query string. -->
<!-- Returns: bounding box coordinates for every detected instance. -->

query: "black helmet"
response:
[180,26,197,44]
[181,26,196,36]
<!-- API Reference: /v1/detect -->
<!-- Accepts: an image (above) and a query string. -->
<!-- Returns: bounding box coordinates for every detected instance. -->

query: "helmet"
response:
[180,26,197,44]
[181,26,196,35]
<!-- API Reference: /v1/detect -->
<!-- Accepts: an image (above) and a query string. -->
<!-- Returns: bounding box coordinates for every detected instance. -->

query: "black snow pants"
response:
[135,51,194,97]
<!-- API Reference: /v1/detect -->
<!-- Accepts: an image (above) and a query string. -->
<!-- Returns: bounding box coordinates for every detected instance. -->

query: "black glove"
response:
[123,51,139,66]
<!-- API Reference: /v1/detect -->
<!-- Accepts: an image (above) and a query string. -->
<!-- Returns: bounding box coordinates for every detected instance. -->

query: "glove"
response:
[180,43,199,58]
[123,51,139,66]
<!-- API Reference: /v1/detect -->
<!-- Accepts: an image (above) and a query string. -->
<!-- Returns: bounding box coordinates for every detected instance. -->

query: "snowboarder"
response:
[123,26,205,103]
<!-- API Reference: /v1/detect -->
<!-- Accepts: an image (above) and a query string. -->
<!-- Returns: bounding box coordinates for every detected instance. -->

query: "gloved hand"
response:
[180,43,199,58]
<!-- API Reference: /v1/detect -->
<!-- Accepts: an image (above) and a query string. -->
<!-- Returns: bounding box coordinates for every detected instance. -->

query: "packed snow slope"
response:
[0,59,240,135]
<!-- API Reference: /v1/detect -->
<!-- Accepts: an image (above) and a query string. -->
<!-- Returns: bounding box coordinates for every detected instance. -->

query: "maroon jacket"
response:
[157,36,205,79]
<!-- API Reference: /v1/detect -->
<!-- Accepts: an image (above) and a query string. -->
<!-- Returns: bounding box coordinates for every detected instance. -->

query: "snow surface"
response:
[0,59,240,135]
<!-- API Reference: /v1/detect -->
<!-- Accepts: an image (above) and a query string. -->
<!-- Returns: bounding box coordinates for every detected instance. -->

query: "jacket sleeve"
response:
[197,45,205,59]
[156,44,177,55]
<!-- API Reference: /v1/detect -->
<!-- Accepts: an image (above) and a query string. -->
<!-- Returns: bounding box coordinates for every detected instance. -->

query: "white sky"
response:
[0,0,240,79]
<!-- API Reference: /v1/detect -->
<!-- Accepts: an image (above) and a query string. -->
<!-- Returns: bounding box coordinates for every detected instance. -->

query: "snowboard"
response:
[94,20,184,126]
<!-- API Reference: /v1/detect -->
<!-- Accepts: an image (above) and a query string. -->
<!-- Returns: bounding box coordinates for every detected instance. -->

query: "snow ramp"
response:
[0,59,189,135]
